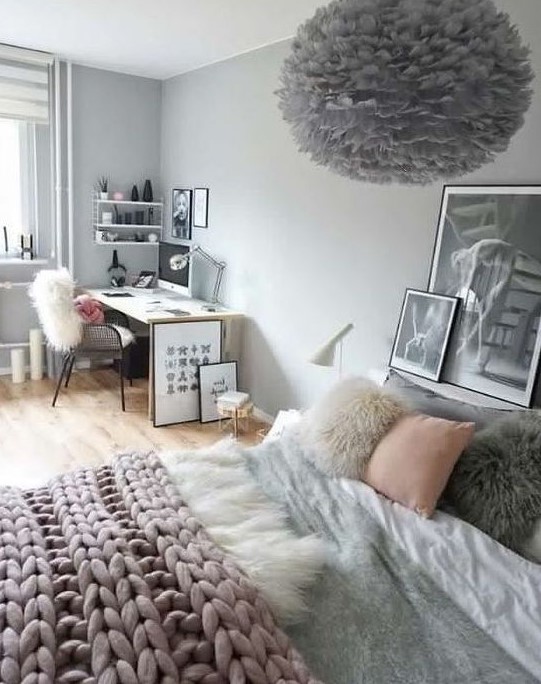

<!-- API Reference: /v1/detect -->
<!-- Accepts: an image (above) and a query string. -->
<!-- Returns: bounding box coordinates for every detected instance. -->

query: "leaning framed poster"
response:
[153,320,222,426]
[428,185,541,407]
[198,361,238,423]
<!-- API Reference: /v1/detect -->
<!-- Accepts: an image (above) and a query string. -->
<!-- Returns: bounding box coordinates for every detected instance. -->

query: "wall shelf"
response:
[95,224,161,230]
[96,199,163,207]
[95,241,159,247]
[93,193,164,246]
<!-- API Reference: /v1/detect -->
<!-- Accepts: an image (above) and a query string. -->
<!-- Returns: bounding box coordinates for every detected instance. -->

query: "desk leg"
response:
[148,323,154,422]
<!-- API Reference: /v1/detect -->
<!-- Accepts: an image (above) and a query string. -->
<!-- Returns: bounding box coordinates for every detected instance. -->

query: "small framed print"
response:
[171,188,192,240]
[198,361,238,423]
[390,289,459,382]
[193,188,209,228]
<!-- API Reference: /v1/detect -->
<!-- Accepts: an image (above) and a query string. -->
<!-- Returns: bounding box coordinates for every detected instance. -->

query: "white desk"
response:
[86,288,243,422]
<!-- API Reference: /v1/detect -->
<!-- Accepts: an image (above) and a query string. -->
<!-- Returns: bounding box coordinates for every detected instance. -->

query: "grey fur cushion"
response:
[445,412,541,552]
[301,377,409,479]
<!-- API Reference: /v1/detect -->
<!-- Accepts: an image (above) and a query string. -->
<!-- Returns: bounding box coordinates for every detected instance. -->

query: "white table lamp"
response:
[309,323,354,377]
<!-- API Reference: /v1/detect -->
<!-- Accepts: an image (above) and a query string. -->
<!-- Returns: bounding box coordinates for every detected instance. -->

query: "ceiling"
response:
[0,0,323,80]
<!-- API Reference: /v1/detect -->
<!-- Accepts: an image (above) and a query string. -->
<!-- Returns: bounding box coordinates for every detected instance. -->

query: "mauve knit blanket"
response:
[0,452,321,684]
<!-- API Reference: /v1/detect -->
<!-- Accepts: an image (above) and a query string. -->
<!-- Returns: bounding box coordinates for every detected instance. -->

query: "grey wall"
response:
[72,65,162,286]
[161,0,541,416]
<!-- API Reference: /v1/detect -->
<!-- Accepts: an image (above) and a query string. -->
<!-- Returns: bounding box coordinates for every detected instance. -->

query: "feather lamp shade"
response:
[277,0,534,185]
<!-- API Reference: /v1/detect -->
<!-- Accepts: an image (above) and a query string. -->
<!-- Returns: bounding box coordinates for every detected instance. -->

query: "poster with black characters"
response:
[153,321,222,426]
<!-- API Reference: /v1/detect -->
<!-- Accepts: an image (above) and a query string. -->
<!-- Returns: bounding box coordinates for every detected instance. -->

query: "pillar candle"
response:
[29,328,43,380]
[11,348,25,384]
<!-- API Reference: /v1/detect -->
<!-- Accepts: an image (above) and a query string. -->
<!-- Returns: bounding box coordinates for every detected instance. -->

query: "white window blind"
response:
[0,44,53,124]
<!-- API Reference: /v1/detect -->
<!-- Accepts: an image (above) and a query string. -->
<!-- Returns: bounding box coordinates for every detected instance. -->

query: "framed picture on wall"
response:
[193,188,209,228]
[198,361,238,423]
[390,289,459,382]
[428,185,541,406]
[171,188,192,240]
[153,320,222,426]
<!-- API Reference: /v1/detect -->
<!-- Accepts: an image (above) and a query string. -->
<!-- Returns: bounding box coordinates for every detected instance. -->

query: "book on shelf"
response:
[216,390,250,408]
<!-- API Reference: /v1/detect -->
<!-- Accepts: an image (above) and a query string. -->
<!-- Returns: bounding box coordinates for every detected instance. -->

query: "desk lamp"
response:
[170,245,226,311]
[309,323,354,377]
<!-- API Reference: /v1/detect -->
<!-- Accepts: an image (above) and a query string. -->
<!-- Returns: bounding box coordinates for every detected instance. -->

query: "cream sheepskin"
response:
[300,376,409,480]
[29,268,82,351]
[161,439,326,624]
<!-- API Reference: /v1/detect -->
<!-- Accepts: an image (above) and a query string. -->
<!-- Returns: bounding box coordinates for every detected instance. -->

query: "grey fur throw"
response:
[277,0,534,185]
[0,452,322,684]
[445,413,541,552]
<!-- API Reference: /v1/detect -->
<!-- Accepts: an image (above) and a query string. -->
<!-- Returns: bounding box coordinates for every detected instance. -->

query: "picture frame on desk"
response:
[198,360,238,423]
[152,320,222,426]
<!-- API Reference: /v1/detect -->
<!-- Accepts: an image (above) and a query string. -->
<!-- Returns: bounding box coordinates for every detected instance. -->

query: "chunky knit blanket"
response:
[0,452,321,684]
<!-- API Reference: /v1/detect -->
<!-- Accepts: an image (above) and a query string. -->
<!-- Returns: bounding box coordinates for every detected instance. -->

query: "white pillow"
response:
[301,376,409,479]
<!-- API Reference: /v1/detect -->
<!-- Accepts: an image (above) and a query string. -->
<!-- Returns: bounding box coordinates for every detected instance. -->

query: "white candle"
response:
[29,328,43,380]
[11,348,25,384]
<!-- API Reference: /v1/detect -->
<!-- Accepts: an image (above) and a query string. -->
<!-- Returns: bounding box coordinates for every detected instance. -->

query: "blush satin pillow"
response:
[363,414,474,517]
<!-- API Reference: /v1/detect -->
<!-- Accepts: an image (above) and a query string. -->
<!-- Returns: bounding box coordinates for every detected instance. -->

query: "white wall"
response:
[71,65,162,286]
[160,0,541,416]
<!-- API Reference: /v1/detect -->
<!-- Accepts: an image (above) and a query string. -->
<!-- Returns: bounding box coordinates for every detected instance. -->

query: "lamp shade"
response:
[309,323,354,367]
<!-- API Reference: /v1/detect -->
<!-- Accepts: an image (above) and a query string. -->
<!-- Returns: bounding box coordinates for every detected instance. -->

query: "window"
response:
[0,118,37,254]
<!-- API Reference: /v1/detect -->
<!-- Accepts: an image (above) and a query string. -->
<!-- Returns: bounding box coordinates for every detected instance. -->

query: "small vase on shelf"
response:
[142,179,153,202]
[131,184,139,202]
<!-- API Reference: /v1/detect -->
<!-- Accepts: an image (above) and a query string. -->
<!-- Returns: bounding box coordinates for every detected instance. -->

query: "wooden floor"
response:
[0,369,266,488]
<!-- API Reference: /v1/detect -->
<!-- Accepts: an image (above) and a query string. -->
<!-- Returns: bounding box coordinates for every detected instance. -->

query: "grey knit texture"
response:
[277,0,534,185]
[445,412,541,552]
[0,452,322,684]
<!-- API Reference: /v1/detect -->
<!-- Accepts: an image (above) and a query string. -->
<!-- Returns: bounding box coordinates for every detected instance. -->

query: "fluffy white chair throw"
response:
[29,269,82,352]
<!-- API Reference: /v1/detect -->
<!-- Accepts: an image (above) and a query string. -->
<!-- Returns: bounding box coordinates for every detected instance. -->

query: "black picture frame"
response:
[198,360,238,423]
[428,184,541,407]
[193,188,209,228]
[171,188,192,241]
[389,289,459,382]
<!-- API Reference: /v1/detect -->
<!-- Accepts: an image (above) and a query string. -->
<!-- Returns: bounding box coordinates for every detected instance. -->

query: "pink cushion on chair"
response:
[363,414,474,518]
[74,295,105,324]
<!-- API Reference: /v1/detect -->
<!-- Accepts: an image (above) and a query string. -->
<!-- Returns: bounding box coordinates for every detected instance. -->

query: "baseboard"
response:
[253,406,275,425]
[0,359,92,377]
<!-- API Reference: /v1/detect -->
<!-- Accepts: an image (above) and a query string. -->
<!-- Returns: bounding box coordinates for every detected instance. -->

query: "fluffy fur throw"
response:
[29,268,82,351]
[162,440,326,624]
[445,412,541,554]
[300,377,409,479]
[0,451,322,684]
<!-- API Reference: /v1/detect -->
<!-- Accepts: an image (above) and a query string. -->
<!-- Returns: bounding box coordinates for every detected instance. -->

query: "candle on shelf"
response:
[29,328,43,380]
[11,348,25,384]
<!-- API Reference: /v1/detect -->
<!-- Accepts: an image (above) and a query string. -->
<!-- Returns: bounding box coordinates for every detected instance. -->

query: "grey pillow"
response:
[444,412,541,553]
[384,370,517,431]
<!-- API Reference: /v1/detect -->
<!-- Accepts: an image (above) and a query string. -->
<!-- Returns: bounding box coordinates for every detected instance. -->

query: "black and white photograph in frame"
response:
[193,188,209,228]
[198,361,238,423]
[429,185,541,406]
[153,320,222,427]
[171,188,192,240]
[390,289,459,382]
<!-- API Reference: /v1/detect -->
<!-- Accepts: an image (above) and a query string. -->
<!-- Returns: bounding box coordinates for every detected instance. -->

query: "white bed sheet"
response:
[341,478,541,680]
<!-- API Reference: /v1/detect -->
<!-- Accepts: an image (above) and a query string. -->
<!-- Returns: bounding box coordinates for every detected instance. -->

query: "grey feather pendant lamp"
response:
[277,0,534,185]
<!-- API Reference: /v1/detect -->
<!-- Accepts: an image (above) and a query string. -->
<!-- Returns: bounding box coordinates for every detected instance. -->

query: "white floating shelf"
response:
[94,241,159,246]
[95,223,162,230]
[96,199,163,207]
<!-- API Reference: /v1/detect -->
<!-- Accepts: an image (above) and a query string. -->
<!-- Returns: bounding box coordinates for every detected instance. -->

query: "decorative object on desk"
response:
[147,232,159,243]
[390,290,459,383]
[171,188,192,240]
[142,179,153,202]
[132,270,156,288]
[102,211,113,226]
[199,361,238,423]
[309,322,354,377]
[124,211,132,224]
[95,175,109,199]
[169,244,225,311]
[113,191,124,201]
[277,0,533,185]
[429,185,541,407]
[20,234,34,260]
[153,320,222,426]
[11,348,25,384]
[29,328,43,380]
[131,184,139,202]
[135,210,145,225]
[193,188,209,228]
[108,249,126,287]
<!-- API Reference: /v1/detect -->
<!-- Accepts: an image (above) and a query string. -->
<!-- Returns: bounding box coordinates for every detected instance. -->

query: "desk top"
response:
[86,288,243,325]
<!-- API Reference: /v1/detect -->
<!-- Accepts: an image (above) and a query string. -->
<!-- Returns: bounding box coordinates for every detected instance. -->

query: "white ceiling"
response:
[0,0,323,80]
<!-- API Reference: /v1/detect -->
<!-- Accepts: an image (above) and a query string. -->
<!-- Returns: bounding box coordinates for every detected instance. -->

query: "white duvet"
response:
[341,479,541,680]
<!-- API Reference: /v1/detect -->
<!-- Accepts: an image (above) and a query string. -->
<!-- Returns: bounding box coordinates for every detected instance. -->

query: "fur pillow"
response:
[301,377,409,479]
[444,412,541,553]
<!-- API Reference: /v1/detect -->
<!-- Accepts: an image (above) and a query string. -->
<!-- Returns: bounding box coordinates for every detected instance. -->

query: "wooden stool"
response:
[217,401,254,437]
